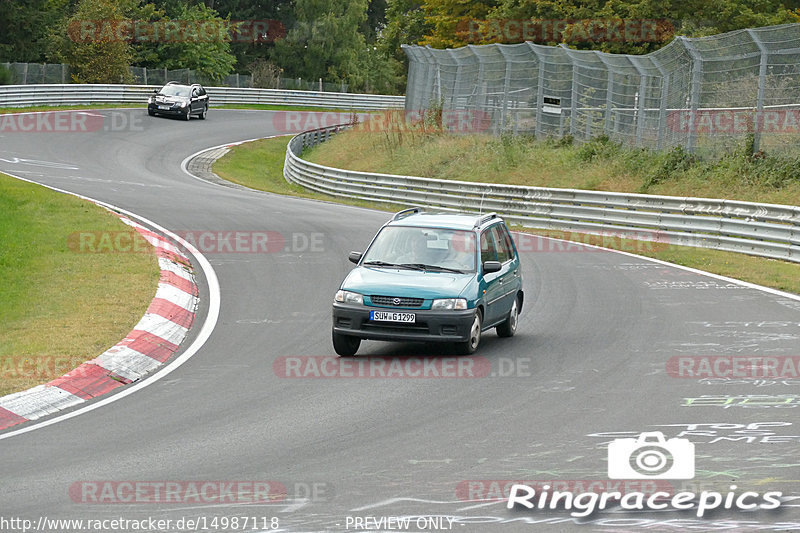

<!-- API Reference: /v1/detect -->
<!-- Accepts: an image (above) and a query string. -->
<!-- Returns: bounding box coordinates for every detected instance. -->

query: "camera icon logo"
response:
[608,431,695,479]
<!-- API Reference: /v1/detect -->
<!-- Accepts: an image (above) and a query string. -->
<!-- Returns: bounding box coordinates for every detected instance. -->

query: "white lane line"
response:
[527,231,800,303]
[0,172,221,441]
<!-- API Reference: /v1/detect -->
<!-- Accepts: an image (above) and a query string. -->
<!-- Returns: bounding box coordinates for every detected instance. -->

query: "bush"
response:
[0,65,12,85]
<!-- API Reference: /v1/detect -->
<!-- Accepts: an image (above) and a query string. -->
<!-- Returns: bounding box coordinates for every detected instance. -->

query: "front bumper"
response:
[148,103,189,116]
[332,302,476,343]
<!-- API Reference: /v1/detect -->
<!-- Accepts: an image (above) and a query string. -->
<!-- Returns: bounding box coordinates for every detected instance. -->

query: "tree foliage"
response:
[1,0,798,92]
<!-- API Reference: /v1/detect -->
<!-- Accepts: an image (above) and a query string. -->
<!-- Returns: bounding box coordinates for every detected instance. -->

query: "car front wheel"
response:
[199,105,207,120]
[496,296,519,338]
[456,310,482,355]
[332,329,360,357]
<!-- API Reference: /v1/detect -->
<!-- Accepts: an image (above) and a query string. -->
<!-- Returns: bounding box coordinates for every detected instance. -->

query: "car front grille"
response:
[370,295,424,308]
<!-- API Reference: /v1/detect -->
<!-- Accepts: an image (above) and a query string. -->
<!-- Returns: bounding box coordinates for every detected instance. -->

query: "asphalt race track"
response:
[1,109,799,532]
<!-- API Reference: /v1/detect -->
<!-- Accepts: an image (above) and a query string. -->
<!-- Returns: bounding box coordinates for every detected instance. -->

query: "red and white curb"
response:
[0,215,198,431]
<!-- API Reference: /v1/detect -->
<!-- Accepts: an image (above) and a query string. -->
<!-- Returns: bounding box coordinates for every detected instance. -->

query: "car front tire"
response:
[496,296,519,338]
[199,105,207,120]
[148,109,155,116]
[183,109,190,121]
[332,329,361,357]
[456,309,482,355]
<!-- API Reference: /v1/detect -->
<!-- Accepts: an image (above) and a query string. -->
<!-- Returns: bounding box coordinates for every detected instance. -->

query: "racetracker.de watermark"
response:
[67,19,286,44]
[667,109,800,134]
[270,109,492,134]
[458,18,674,44]
[457,479,674,501]
[69,481,286,504]
[667,356,800,379]
[511,230,671,253]
[66,230,325,254]
[0,111,143,133]
[0,356,86,379]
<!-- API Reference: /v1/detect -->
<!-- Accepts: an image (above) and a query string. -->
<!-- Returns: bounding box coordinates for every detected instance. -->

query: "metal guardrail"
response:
[0,84,404,110]
[285,125,800,263]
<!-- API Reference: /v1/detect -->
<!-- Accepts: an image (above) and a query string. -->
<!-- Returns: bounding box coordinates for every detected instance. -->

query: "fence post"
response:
[747,29,768,154]
[679,36,703,153]
[629,56,648,147]
[497,46,512,134]
[596,53,614,137]
[528,43,545,138]
[22,62,28,84]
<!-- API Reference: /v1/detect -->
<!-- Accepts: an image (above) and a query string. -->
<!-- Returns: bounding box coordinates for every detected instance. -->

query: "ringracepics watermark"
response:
[67,19,286,44]
[458,18,674,44]
[507,431,783,517]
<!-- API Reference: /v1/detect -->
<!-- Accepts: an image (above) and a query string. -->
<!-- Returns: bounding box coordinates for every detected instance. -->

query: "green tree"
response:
[270,0,369,86]
[50,0,135,83]
[378,0,432,89]
[150,2,237,82]
[0,0,70,62]
[419,0,498,48]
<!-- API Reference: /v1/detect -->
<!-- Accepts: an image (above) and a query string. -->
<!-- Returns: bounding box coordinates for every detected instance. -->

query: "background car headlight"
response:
[179,101,188,107]
[334,290,363,304]
[431,298,467,310]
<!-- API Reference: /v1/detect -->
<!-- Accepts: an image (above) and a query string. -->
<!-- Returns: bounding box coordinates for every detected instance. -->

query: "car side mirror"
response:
[153,89,158,94]
[482,261,502,273]
[348,251,362,264]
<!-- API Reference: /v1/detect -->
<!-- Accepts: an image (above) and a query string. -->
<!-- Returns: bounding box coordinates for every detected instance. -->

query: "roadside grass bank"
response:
[212,136,398,211]
[304,128,800,206]
[214,131,800,296]
[0,174,159,396]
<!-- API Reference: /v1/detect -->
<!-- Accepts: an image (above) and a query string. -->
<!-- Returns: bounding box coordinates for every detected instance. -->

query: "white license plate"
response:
[370,311,415,323]
[158,105,170,110]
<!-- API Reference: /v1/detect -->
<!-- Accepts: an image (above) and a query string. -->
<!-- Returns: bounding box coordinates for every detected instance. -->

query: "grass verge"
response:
[214,130,800,296]
[0,174,160,396]
[212,136,399,211]
[304,128,800,206]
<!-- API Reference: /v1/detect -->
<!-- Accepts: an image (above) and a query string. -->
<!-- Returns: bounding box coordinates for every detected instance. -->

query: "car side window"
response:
[490,226,512,263]
[480,230,497,264]
[496,224,516,262]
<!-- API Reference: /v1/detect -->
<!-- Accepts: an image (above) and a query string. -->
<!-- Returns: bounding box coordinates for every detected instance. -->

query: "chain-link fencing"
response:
[403,23,800,156]
[0,62,350,92]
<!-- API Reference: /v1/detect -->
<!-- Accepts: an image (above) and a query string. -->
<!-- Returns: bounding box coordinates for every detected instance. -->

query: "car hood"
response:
[154,95,188,104]
[342,266,475,299]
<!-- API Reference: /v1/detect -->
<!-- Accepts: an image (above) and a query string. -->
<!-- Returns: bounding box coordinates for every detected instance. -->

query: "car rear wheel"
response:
[496,296,519,338]
[456,310,482,355]
[332,329,360,357]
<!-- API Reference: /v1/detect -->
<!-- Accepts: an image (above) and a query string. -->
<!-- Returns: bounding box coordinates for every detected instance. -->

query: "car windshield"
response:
[362,226,476,272]
[159,85,191,97]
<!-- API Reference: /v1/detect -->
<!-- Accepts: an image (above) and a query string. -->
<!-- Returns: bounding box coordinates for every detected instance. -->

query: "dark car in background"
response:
[147,82,209,120]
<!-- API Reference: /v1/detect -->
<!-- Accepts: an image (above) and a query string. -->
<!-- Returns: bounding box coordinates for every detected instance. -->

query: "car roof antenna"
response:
[478,190,486,216]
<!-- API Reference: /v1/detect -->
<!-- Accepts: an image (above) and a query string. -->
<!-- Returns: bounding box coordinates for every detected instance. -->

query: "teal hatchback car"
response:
[332,208,524,356]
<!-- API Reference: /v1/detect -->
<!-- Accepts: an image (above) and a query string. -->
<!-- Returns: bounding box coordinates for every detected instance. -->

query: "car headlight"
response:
[335,290,363,305]
[431,298,467,310]
[179,101,188,107]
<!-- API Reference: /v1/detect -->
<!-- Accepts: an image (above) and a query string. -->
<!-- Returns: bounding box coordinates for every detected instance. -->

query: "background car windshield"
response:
[160,85,191,97]
[362,226,476,271]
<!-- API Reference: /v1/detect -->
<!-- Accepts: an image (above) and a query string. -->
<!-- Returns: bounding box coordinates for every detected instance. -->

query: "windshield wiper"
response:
[399,263,465,274]
[362,261,411,269]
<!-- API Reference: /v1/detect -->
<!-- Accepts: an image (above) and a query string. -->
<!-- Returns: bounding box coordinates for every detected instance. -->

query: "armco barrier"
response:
[284,125,800,263]
[0,84,404,110]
